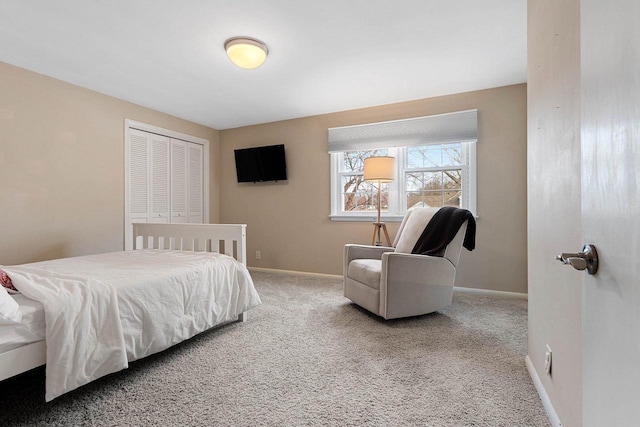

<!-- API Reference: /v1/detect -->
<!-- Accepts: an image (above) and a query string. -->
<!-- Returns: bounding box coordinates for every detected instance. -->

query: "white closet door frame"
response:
[124,119,210,250]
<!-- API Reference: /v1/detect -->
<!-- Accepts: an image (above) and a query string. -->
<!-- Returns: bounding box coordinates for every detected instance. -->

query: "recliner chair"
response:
[343,207,470,319]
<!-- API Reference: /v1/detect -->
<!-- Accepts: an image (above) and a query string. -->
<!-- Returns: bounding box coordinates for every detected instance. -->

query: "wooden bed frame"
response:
[0,223,248,382]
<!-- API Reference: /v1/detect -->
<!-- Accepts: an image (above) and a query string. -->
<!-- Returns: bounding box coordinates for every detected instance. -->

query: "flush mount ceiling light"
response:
[224,37,268,70]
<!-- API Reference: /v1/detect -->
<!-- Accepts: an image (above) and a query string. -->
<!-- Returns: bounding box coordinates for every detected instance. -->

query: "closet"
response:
[125,126,206,249]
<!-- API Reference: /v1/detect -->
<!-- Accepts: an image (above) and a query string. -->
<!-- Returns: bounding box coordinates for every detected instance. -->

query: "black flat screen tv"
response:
[234,144,287,183]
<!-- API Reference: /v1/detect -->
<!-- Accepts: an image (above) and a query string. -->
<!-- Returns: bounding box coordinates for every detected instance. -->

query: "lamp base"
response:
[371,222,392,246]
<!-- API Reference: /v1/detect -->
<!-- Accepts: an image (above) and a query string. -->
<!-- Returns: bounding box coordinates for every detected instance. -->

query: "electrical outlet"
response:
[544,344,552,375]
[255,251,261,260]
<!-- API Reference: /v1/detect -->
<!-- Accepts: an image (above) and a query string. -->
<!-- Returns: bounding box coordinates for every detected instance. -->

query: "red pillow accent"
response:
[0,269,18,293]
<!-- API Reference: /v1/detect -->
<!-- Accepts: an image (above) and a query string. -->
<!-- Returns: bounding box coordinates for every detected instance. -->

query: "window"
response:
[328,110,478,221]
[330,143,476,221]
[404,143,468,210]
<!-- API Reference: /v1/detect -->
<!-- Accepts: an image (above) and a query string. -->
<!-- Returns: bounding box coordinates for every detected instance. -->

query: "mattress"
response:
[0,294,45,353]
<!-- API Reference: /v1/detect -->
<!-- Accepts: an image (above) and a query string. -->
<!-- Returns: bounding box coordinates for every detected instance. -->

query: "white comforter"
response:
[4,250,261,401]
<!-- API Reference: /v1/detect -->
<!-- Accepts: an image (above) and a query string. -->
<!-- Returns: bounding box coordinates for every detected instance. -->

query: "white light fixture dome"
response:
[224,37,268,69]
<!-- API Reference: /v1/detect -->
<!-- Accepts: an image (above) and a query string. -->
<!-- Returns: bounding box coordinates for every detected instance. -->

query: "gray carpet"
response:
[0,270,549,426]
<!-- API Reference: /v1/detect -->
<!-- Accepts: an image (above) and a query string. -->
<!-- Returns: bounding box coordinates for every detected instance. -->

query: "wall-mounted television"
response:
[234,144,287,183]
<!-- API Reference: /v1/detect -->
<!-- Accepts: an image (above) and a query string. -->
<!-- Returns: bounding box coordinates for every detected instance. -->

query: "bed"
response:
[0,223,261,401]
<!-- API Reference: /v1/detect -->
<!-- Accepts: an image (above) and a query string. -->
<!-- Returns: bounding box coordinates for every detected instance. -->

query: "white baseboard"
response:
[453,286,528,299]
[248,266,342,279]
[525,355,562,427]
[249,267,527,297]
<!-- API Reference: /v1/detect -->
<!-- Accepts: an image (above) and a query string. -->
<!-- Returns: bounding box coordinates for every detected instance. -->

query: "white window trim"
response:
[330,148,405,222]
[329,143,477,222]
[124,119,210,248]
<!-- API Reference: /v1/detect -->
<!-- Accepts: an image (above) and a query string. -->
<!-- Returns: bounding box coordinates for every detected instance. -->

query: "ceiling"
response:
[0,0,526,130]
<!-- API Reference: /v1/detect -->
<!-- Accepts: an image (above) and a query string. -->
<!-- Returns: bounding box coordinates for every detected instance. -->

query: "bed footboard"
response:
[132,223,247,265]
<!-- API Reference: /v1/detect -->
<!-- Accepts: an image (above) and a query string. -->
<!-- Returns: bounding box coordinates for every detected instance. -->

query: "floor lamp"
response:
[363,156,395,246]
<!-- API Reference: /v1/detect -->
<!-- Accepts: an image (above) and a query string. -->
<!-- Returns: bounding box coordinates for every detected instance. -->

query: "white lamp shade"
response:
[364,156,395,182]
[225,37,268,69]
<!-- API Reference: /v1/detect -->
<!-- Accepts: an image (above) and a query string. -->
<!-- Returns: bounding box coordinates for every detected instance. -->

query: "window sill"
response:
[329,214,404,223]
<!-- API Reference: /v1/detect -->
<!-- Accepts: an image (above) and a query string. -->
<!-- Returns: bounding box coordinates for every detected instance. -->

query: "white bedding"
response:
[0,295,45,353]
[3,250,261,401]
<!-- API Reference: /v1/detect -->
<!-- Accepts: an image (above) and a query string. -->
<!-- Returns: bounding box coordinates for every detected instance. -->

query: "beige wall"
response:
[0,61,220,265]
[527,0,582,426]
[0,60,527,293]
[220,84,527,293]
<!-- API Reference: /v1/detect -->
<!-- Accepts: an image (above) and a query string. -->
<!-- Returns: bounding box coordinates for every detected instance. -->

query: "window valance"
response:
[328,109,477,153]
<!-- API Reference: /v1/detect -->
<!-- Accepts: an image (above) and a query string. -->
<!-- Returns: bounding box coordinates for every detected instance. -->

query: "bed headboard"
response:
[132,223,247,265]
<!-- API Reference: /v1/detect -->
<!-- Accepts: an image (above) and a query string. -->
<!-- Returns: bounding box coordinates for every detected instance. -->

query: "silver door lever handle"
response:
[555,244,598,275]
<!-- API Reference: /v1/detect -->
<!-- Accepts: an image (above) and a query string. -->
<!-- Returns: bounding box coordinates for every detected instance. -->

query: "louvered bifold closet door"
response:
[150,134,170,223]
[188,143,203,224]
[129,129,151,225]
[171,139,188,224]
[127,128,207,250]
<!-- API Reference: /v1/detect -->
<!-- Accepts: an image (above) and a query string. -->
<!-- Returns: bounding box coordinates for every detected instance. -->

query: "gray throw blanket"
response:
[411,207,476,257]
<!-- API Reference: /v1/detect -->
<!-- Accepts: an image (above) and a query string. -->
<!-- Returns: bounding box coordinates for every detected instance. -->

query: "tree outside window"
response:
[405,144,463,210]
[341,149,389,212]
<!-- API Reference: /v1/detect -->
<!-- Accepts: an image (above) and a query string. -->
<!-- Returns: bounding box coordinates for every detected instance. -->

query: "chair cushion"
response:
[347,259,382,290]
[394,207,440,253]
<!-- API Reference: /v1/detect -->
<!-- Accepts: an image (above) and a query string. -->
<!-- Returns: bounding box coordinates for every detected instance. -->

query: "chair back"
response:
[393,207,439,253]
[392,209,414,247]
[443,221,468,267]
[393,207,468,265]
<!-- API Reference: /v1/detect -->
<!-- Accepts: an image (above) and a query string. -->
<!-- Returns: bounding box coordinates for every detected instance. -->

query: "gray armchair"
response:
[343,207,469,319]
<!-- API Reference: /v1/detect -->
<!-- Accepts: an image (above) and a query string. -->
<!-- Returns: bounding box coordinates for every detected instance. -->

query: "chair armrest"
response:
[345,244,394,263]
[381,252,455,285]
[344,244,394,279]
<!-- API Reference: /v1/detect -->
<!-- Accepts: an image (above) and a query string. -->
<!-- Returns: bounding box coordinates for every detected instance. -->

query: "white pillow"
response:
[0,287,22,324]
[394,207,440,253]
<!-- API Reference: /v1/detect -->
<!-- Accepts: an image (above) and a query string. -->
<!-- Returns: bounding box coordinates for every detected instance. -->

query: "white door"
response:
[126,129,170,247]
[581,0,640,424]
[128,129,150,227]
[149,133,170,224]
[125,121,209,250]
